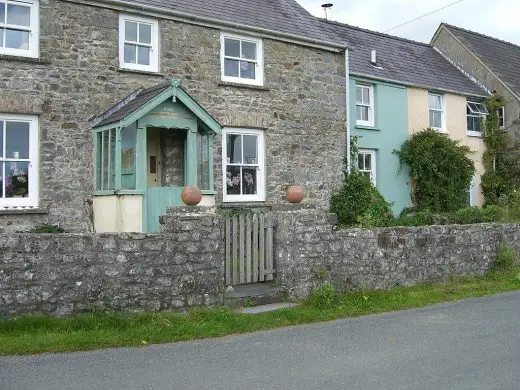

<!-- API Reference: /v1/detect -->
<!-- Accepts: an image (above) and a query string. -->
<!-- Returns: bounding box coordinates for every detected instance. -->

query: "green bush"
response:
[492,245,518,271]
[452,207,485,225]
[309,282,338,309]
[28,224,65,233]
[330,171,395,227]
[481,205,507,223]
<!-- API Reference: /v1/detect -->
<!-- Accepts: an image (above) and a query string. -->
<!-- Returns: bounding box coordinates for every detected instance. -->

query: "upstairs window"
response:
[357,149,376,186]
[466,101,488,135]
[498,106,505,129]
[221,33,263,86]
[356,84,374,126]
[428,93,445,132]
[0,0,39,58]
[119,14,159,72]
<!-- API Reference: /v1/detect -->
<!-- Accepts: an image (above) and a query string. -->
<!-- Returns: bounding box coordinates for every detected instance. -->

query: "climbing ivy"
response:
[481,96,520,204]
[395,129,475,212]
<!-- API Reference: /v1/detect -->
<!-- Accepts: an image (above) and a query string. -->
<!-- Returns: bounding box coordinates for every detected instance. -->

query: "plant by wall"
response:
[481,96,520,205]
[395,129,475,212]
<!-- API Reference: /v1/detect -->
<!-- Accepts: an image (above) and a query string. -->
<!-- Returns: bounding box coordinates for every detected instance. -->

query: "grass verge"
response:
[1,267,520,356]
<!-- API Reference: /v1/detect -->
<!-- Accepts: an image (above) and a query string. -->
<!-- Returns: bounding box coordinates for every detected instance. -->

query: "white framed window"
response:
[498,106,505,129]
[0,113,39,209]
[119,14,159,73]
[428,92,445,132]
[357,149,376,186]
[222,128,265,202]
[220,32,264,86]
[466,101,488,136]
[356,84,374,126]
[0,0,39,58]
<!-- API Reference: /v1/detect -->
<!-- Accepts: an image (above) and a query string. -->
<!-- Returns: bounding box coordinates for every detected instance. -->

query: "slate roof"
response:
[91,82,171,128]
[440,23,520,96]
[110,0,343,47]
[318,20,488,97]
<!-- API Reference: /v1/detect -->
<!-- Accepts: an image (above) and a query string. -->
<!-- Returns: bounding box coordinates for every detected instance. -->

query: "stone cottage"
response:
[0,0,348,232]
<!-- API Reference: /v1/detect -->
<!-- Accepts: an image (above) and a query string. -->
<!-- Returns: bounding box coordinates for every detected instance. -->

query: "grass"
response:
[1,267,520,356]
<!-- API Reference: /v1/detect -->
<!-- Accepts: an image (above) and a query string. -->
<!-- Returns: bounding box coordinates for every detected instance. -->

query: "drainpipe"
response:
[344,48,351,173]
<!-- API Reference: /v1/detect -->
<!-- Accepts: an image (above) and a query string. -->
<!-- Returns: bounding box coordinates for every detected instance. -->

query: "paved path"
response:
[2,292,520,390]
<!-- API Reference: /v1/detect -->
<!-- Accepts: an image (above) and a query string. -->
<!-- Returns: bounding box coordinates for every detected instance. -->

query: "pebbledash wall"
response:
[0,0,346,233]
[1,207,519,318]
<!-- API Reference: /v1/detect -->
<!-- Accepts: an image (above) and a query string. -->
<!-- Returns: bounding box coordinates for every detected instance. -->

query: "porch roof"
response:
[89,79,222,133]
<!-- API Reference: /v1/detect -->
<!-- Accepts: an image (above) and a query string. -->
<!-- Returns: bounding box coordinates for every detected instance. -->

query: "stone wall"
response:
[0,0,346,232]
[274,209,520,298]
[0,209,223,317]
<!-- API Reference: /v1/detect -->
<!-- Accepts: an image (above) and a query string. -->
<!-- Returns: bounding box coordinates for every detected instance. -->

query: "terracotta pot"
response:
[286,185,304,203]
[181,186,203,206]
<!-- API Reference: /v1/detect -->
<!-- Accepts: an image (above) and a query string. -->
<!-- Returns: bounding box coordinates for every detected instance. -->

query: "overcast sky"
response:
[298,0,520,45]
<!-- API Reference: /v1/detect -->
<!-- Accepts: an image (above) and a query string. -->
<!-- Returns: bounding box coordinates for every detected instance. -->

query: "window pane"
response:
[6,121,29,159]
[121,126,136,190]
[226,166,241,195]
[96,132,102,190]
[0,3,5,24]
[103,132,109,190]
[125,21,138,41]
[242,168,257,195]
[363,87,370,105]
[364,154,371,170]
[197,133,210,191]
[430,110,441,128]
[0,162,4,198]
[137,46,150,65]
[240,61,255,79]
[226,134,242,164]
[241,41,256,60]
[5,161,29,198]
[138,23,151,44]
[243,135,257,164]
[224,38,240,57]
[6,4,30,27]
[124,43,136,63]
[363,171,371,182]
[224,59,239,77]
[0,30,3,48]
[5,29,29,49]
[357,154,364,170]
[0,121,4,158]
[356,87,362,104]
[109,129,116,190]
[429,94,441,110]
[357,106,369,122]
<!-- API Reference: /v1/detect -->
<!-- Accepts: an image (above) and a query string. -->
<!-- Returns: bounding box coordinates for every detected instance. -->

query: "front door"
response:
[147,128,162,187]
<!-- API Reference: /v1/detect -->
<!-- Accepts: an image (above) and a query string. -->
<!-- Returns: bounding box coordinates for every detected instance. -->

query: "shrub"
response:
[491,245,518,271]
[330,171,395,227]
[309,282,338,309]
[481,205,507,223]
[396,129,475,212]
[28,224,65,233]
[452,207,485,225]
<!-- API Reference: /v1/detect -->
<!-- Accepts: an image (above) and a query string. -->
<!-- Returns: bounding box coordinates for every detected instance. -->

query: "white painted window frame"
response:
[119,14,159,73]
[0,0,39,58]
[222,128,265,202]
[220,32,264,86]
[358,149,376,186]
[355,84,375,127]
[466,101,488,137]
[428,92,446,133]
[0,113,39,209]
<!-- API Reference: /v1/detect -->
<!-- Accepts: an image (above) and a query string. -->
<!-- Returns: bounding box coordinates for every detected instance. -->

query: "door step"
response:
[224,283,288,309]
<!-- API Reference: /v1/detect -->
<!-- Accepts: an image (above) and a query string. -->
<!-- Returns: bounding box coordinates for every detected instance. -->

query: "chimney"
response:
[321,3,333,20]
[370,49,377,65]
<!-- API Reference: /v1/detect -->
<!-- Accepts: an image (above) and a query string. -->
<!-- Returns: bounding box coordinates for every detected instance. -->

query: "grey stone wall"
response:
[432,28,520,144]
[0,209,224,317]
[0,0,346,232]
[274,209,520,299]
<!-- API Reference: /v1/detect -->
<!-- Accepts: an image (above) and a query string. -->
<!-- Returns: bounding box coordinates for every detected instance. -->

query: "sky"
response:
[298,0,520,45]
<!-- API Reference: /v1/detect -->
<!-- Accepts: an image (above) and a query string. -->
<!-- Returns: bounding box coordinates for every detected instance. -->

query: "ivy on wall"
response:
[395,129,475,212]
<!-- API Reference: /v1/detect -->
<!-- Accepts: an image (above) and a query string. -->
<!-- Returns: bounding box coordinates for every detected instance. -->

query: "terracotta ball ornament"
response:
[181,186,203,206]
[286,185,304,203]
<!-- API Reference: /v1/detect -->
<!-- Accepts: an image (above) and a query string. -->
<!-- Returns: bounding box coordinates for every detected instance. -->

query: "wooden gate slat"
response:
[259,213,265,282]
[232,215,239,285]
[239,214,245,284]
[225,216,231,285]
[246,213,252,283]
[266,212,274,281]
[252,213,259,282]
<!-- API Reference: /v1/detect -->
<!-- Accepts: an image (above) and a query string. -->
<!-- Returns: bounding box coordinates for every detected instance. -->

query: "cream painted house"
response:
[408,88,487,206]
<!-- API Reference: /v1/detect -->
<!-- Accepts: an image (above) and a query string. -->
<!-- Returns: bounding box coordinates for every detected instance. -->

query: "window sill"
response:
[202,190,217,195]
[467,131,483,138]
[355,124,380,131]
[218,82,270,92]
[434,129,449,134]
[0,54,50,65]
[0,208,47,215]
[118,68,165,77]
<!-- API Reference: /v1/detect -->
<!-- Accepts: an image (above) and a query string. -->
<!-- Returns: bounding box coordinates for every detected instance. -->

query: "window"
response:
[356,84,374,126]
[498,106,505,129]
[197,132,211,191]
[95,128,117,191]
[222,128,265,202]
[221,33,263,86]
[466,101,488,135]
[0,114,39,208]
[428,93,445,131]
[357,149,376,186]
[119,14,159,72]
[0,0,39,58]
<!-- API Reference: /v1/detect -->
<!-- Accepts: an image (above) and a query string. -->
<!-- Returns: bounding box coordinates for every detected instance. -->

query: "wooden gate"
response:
[224,211,274,286]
